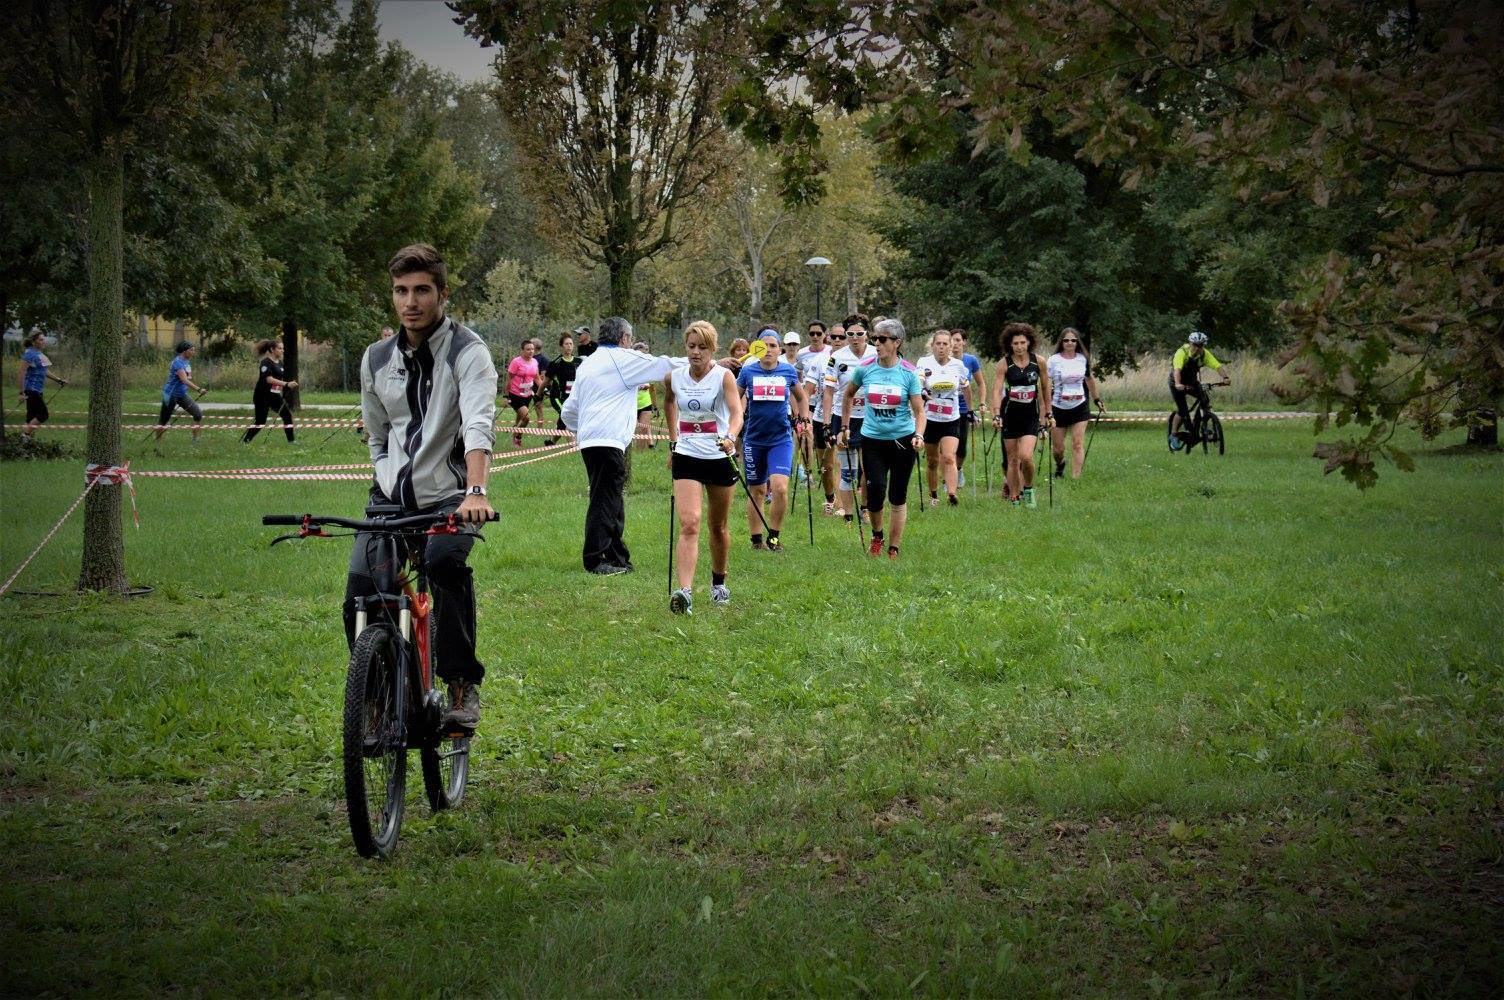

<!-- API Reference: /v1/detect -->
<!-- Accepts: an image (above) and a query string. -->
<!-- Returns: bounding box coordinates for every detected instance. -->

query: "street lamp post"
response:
[805,256,831,323]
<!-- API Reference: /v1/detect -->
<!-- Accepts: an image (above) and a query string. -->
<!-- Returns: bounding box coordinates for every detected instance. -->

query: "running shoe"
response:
[928,493,939,508]
[751,541,767,551]
[958,471,966,488]
[868,536,883,557]
[766,536,784,553]
[887,546,899,561]
[669,588,693,615]
[588,564,630,576]
[822,500,836,516]
[1023,487,1037,508]
[948,494,959,506]
[711,584,731,606]
[512,432,523,448]
[1055,458,1066,478]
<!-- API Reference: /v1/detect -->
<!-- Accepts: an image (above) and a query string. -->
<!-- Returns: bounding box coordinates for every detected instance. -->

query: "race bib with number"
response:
[867,384,904,407]
[564,380,574,395]
[1009,385,1037,403]
[751,376,788,402]
[926,399,955,417]
[678,419,718,435]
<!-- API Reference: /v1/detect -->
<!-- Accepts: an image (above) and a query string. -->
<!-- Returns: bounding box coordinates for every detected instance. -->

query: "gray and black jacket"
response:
[360,318,498,509]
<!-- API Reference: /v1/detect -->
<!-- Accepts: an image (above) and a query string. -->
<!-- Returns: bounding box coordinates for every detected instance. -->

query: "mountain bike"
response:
[263,506,496,858]
[1167,381,1228,456]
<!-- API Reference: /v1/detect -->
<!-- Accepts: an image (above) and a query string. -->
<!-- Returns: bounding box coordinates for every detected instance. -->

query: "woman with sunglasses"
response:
[823,316,873,522]
[665,320,744,614]
[801,323,841,511]
[839,318,925,559]
[916,329,973,506]
[988,322,1052,507]
[1047,327,1104,478]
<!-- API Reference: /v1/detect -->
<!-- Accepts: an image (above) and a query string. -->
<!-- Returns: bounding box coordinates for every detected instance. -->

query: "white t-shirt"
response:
[1047,353,1090,409]
[823,345,874,419]
[916,355,970,424]
[800,347,831,421]
[669,363,732,461]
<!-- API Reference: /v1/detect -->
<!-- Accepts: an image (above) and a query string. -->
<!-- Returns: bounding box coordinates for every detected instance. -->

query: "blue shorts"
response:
[742,437,794,486]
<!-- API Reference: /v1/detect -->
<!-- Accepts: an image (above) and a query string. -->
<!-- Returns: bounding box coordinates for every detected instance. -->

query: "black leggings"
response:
[243,395,294,442]
[861,436,917,513]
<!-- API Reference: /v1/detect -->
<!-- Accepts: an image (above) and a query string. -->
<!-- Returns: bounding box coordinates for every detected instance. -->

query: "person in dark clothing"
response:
[544,331,582,445]
[242,339,298,443]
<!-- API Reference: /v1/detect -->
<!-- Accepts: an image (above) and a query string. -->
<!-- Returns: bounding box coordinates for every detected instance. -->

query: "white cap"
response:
[782,332,801,345]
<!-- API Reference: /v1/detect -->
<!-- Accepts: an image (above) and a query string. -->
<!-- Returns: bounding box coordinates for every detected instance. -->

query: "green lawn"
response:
[1,419,1500,996]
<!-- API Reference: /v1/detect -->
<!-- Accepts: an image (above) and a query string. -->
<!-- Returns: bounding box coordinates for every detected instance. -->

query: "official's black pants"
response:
[581,446,631,571]
[242,395,295,443]
[342,489,483,685]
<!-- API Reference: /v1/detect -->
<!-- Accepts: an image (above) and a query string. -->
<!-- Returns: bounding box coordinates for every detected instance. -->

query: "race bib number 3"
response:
[867,384,904,407]
[678,419,717,435]
[751,376,788,402]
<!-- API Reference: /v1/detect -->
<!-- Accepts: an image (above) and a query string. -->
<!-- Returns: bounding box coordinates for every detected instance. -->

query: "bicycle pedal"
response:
[361,736,384,758]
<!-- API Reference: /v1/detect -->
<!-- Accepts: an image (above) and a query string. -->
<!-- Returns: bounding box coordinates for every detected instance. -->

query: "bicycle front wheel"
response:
[343,625,407,858]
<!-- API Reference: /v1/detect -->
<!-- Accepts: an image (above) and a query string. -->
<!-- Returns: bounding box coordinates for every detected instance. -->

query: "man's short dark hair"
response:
[807,320,827,333]
[388,243,447,291]
[843,312,870,331]
[597,316,633,346]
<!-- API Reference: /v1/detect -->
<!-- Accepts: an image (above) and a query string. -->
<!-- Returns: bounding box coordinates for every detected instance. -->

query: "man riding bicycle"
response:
[345,244,499,733]
[1169,330,1230,450]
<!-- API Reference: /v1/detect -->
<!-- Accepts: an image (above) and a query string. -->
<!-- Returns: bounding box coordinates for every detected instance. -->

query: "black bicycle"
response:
[1168,381,1228,455]
[263,507,496,858]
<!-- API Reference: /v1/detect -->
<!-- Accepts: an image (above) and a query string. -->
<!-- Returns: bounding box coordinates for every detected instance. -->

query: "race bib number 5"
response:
[867,384,904,407]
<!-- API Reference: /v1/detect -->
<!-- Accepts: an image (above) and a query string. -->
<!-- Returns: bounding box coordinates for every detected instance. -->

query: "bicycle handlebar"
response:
[262,511,499,531]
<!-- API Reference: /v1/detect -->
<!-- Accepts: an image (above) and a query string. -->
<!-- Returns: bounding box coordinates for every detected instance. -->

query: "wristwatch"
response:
[468,485,487,497]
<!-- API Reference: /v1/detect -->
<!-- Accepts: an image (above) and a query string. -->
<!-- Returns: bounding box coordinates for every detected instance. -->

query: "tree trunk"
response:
[749,256,765,325]
[0,289,8,441]
[607,257,635,317]
[281,317,301,409]
[77,145,127,594]
[1467,407,1498,446]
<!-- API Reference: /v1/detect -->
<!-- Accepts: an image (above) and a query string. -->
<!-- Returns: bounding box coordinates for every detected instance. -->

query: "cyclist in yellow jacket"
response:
[1169,331,1229,449]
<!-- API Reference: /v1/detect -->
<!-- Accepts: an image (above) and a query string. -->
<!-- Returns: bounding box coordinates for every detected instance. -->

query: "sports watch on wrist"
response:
[468,485,487,497]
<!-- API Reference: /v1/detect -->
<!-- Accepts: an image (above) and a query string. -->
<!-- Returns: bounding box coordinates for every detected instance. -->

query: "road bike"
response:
[1167,381,1228,456]
[263,506,495,858]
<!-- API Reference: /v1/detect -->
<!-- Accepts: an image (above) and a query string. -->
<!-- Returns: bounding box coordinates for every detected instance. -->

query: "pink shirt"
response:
[507,356,539,397]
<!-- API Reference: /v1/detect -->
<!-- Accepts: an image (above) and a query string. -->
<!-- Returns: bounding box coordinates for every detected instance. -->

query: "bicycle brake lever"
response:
[268,533,302,547]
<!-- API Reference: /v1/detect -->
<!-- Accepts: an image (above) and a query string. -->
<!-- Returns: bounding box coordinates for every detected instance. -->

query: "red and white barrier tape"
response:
[1,463,138,598]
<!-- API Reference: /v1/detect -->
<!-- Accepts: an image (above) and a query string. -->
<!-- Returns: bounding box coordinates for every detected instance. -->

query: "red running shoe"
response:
[868,536,883,557]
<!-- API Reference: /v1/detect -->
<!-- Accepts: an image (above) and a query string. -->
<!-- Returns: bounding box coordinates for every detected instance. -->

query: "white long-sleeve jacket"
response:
[361,318,498,509]
[560,343,685,451]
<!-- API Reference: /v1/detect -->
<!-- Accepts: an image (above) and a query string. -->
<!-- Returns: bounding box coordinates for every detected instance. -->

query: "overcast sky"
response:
[341,0,497,83]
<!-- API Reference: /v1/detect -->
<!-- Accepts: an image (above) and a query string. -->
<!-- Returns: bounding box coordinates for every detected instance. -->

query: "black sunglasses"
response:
[829,333,847,339]
[1061,338,1079,344]
[870,335,897,344]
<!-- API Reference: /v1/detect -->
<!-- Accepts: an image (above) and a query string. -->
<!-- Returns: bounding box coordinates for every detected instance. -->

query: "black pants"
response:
[242,395,294,442]
[862,437,917,512]
[24,390,48,424]
[956,416,970,461]
[1170,383,1204,429]
[342,490,483,685]
[581,446,631,570]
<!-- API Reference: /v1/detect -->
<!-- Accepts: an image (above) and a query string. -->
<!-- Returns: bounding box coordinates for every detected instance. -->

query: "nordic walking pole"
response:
[1044,430,1053,509]
[315,401,364,448]
[801,434,815,545]
[1080,402,1103,477]
[729,455,775,538]
[668,490,676,598]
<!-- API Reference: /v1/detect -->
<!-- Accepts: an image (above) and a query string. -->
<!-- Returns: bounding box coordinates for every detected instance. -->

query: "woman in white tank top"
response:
[664,320,744,615]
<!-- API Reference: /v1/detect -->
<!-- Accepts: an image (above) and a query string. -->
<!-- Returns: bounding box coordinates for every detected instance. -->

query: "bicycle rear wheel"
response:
[420,699,471,812]
[1205,412,1225,455]
[343,625,407,858]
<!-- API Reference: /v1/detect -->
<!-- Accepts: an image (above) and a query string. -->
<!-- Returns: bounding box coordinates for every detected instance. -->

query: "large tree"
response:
[452,0,744,314]
[2,0,276,592]
[733,0,1504,484]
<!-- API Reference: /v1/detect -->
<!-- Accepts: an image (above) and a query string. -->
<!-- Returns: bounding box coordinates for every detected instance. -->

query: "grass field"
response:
[1,414,1500,996]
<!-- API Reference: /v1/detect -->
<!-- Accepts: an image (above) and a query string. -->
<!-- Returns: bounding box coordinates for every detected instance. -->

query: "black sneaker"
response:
[589,564,630,576]
[1054,459,1066,478]
[765,536,784,553]
[442,682,480,732]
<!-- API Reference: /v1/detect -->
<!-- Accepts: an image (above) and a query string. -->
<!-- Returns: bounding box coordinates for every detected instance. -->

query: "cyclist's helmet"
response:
[1188,330,1209,346]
